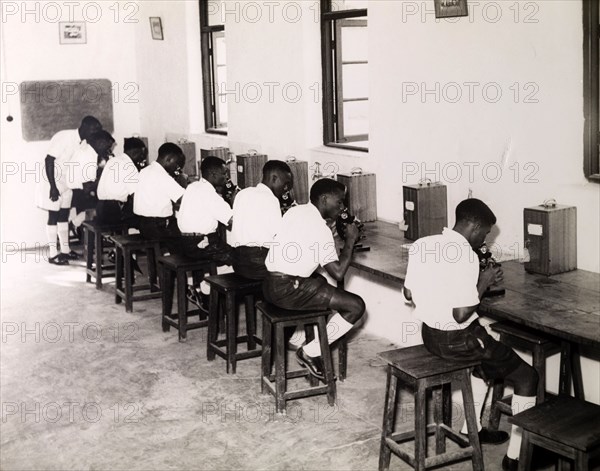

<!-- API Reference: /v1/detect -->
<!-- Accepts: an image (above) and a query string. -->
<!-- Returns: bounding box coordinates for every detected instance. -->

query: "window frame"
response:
[320,1,369,152]
[583,0,599,181]
[199,0,227,135]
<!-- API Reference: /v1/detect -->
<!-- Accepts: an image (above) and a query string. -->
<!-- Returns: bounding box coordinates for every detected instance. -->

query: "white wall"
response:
[0,1,141,247]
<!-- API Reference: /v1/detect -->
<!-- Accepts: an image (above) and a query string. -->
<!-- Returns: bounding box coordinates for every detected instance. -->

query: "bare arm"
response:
[45,155,59,201]
[452,265,503,323]
[323,223,359,281]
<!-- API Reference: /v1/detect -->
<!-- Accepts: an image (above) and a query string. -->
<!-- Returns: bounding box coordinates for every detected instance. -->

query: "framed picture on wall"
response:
[434,0,468,18]
[149,17,164,40]
[59,22,87,45]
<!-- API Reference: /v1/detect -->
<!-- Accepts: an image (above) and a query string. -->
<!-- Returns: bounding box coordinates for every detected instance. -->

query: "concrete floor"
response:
[1,246,595,470]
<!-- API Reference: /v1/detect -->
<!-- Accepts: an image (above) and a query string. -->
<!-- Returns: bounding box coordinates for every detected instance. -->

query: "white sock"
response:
[461,375,487,434]
[200,280,210,295]
[289,326,307,347]
[57,222,70,254]
[303,313,353,357]
[506,394,536,459]
[46,225,58,258]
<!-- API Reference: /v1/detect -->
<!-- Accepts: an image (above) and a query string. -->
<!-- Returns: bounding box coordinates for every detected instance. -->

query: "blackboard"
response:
[20,79,114,142]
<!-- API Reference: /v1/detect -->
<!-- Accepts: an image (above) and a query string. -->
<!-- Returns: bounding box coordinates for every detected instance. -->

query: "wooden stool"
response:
[511,396,600,471]
[83,221,128,289]
[158,255,217,341]
[205,273,263,373]
[378,345,483,471]
[256,301,343,414]
[111,234,162,313]
[488,322,562,431]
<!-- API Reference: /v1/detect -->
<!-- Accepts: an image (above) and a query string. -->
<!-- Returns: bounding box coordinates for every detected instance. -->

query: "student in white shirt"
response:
[134,143,186,250]
[35,116,102,265]
[403,198,538,471]
[231,160,293,280]
[69,130,116,231]
[263,178,365,381]
[177,156,234,264]
[96,137,147,226]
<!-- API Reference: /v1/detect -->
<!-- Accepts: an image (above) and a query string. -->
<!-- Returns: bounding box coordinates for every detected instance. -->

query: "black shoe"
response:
[64,250,79,260]
[296,348,325,381]
[132,256,143,274]
[200,293,210,312]
[108,250,116,265]
[502,455,518,471]
[49,254,69,265]
[461,427,509,445]
[186,285,201,307]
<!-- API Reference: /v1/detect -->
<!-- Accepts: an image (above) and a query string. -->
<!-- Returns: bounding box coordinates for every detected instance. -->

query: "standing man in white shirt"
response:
[403,198,538,471]
[35,116,102,265]
[263,178,365,381]
[231,160,293,280]
[133,142,186,252]
[96,137,147,226]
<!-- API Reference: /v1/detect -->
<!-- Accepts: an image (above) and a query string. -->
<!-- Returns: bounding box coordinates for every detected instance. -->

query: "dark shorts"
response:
[263,272,336,311]
[422,321,524,380]
[232,246,269,280]
[181,233,232,265]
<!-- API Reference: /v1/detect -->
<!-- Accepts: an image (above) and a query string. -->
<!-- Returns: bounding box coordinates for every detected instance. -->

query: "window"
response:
[583,0,599,180]
[200,0,227,134]
[321,0,369,151]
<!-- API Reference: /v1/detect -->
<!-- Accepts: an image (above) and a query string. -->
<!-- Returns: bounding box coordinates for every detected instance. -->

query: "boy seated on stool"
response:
[177,156,236,309]
[96,137,147,226]
[133,142,186,254]
[230,159,293,280]
[263,178,365,381]
[403,198,538,471]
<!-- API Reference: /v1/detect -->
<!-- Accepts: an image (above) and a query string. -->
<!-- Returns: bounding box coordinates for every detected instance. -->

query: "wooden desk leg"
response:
[85,228,92,283]
[95,230,103,289]
[559,341,573,396]
[570,344,585,399]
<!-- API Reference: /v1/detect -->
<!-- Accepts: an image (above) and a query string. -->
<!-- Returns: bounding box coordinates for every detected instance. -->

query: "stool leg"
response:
[124,248,133,312]
[226,292,237,374]
[488,380,505,431]
[338,338,348,381]
[261,316,273,394]
[95,230,102,289]
[85,228,92,283]
[574,451,588,471]
[557,458,571,471]
[207,290,219,361]
[245,294,257,351]
[460,369,484,471]
[517,430,533,471]
[433,386,446,454]
[176,270,187,341]
[115,246,123,304]
[161,265,174,333]
[414,380,427,471]
[317,317,336,406]
[532,345,546,403]
[274,322,286,414]
[442,383,452,427]
[378,368,397,471]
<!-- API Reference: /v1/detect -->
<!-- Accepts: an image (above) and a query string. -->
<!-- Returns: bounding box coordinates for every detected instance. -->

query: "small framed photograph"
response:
[434,0,468,18]
[149,17,164,40]
[59,22,86,45]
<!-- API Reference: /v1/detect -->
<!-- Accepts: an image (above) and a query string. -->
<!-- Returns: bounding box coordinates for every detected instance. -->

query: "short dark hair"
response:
[200,156,226,178]
[158,143,184,160]
[263,160,291,177]
[455,198,497,226]
[89,130,115,149]
[124,137,146,153]
[79,116,102,141]
[309,178,345,204]
[81,115,101,129]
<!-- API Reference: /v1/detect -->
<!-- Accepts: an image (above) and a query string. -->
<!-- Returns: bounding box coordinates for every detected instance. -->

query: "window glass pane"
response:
[342,63,368,99]
[331,0,368,11]
[342,100,368,138]
[341,21,367,62]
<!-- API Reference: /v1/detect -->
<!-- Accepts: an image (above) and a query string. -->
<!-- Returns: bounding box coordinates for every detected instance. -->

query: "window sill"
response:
[310,145,368,159]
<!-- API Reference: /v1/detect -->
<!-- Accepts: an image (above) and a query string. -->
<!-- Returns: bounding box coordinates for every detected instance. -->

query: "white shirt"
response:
[404,227,480,330]
[45,129,88,187]
[97,153,139,202]
[265,203,339,278]
[65,145,97,190]
[231,183,282,248]
[133,161,185,218]
[177,178,232,234]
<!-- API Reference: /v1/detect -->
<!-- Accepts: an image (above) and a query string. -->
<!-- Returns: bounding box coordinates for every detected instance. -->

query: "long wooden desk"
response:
[352,221,600,396]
